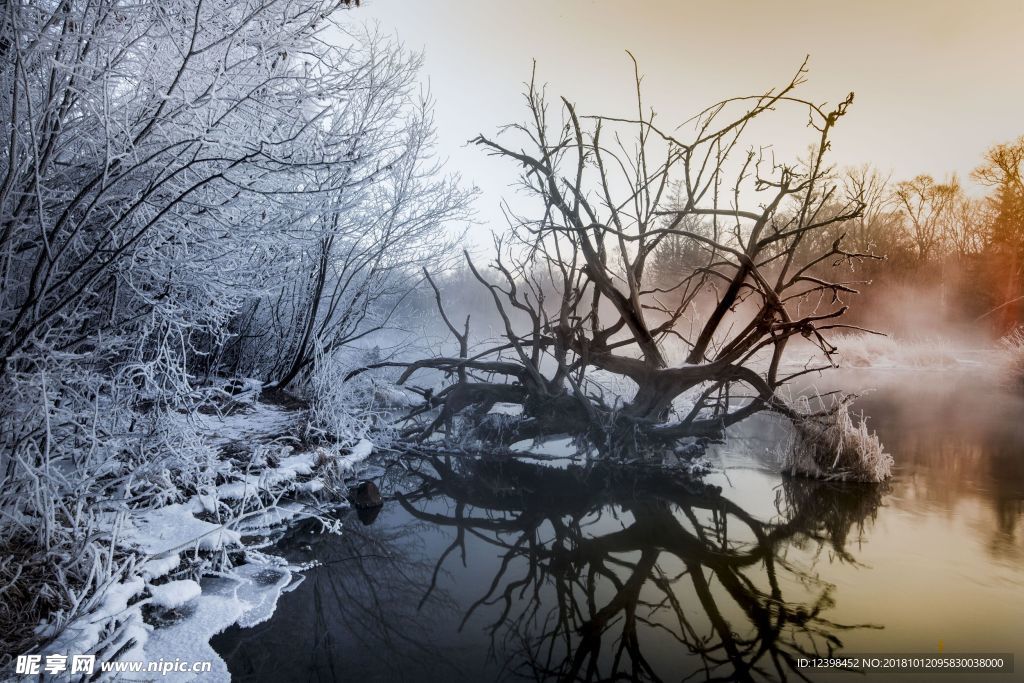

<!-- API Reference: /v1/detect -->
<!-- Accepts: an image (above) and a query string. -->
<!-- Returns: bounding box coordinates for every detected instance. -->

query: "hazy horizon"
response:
[359,0,1024,238]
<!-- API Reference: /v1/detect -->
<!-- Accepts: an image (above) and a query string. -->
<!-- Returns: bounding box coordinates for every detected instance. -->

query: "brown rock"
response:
[349,480,383,509]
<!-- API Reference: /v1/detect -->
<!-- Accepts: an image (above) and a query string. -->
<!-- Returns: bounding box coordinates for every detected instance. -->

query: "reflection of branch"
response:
[397,454,883,682]
[266,510,465,678]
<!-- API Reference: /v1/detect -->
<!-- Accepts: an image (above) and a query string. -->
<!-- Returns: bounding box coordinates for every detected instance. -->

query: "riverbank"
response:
[6,387,374,681]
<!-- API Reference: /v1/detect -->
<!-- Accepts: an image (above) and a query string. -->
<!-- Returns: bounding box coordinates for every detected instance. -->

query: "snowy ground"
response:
[21,400,375,683]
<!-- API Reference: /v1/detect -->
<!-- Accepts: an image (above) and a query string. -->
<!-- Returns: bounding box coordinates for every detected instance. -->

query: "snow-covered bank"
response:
[9,399,375,681]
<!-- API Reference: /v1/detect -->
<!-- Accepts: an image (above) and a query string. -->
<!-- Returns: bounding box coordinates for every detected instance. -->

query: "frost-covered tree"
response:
[0,0,465,658]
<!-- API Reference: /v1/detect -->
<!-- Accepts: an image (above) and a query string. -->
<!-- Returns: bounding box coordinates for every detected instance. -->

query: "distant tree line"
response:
[651,137,1024,334]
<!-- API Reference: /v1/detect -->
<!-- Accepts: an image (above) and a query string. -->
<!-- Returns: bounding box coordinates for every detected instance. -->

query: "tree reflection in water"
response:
[215,375,1024,683]
[395,452,884,682]
[214,506,467,682]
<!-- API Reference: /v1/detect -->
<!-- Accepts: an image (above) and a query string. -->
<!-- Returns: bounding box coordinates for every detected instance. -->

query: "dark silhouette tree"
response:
[355,60,886,466]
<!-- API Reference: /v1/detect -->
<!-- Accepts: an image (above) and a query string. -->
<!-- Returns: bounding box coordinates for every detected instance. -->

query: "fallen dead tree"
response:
[353,60,891,480]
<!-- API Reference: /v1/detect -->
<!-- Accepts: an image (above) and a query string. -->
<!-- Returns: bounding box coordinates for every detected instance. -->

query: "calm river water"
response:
[213,368,1024,682]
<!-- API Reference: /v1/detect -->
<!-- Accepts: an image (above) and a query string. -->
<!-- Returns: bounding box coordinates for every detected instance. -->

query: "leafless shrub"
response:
[1000,327,1024,390]
[780,396,893,482]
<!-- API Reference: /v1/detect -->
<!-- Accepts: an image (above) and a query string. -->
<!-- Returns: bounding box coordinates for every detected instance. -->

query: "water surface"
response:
[213,369,1024,682]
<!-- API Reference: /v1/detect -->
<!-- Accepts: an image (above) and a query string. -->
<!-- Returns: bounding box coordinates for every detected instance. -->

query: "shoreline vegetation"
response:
[2,383,378,676]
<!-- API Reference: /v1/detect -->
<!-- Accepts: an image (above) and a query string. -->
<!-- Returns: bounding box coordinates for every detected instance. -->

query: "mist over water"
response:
[844,277,998,344]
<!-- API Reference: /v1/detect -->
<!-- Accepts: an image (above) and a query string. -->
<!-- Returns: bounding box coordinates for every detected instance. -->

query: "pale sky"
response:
[358,0,1024,236]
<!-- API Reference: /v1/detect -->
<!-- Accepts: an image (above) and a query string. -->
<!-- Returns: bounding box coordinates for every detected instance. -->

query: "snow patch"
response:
[126,504,242,555]
[28,402,349,678]
[216,475,263,501]
[276,451,316,476]
[148,580,201,609]
[293,479,325,494]
[43,577,150,666]
[511,435,575,457]
[141,555,182,581]
[185,402,297,447]
[233,503,305,534]
[487,402,524,416]
[232,562,293,628]
[141,578,244,683]
[348,438,374,462]
[140,562,295,682]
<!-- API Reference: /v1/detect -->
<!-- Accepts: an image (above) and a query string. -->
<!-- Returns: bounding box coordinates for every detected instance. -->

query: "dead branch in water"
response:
[357,61,888,473]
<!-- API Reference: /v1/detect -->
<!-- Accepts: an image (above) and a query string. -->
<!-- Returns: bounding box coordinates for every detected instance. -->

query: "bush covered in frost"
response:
[779,396,893,483]
[305,346,400,448]
[1000,327,1024,390]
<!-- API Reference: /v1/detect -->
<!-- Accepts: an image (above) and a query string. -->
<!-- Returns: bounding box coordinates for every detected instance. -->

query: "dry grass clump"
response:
[780,396,893,483]
[0,538,69,662]
[1000,327,1024,391]
[834,332,958,369]
[0,530,134,666]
